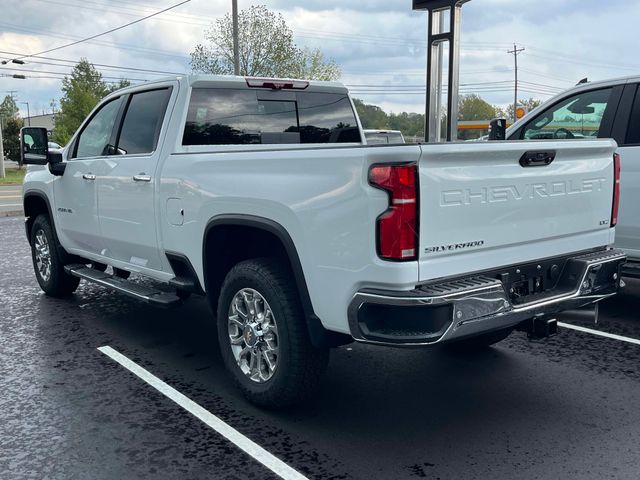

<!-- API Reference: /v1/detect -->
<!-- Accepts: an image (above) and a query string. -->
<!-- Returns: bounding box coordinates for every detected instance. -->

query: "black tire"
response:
[217,258,329,408]
[447,327,514,350]
[30,214,80,297]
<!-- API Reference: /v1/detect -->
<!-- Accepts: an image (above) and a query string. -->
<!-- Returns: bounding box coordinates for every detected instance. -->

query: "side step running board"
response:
[64,264,182,307]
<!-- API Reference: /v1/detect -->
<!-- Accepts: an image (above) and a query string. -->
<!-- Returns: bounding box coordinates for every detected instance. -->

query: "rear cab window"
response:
[182,88,362,145]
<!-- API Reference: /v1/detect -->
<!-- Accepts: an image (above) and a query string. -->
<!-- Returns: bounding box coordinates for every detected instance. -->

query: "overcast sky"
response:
[1,0,639,118]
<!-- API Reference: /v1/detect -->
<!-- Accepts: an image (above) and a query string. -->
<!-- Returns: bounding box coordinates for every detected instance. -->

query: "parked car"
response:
[364,129,405,144]
[506,75,640,276]
[20,75,625,407]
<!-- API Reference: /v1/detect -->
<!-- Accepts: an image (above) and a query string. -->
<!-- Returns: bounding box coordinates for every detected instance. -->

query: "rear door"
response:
[96,86,173,271]
[417,140,617,282]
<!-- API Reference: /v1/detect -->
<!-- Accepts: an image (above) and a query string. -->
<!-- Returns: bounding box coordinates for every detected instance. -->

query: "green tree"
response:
[389,111,424,138]
[458,94,498,121]
[0,95,19,128]
[52,59,130,145]
[190,5,340,81]
[3,116,23,164]
[352,98,389,129]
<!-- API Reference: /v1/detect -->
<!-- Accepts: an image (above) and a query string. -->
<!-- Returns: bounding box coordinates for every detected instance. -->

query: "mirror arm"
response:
[48,151,63,164]
[48,162,66,176]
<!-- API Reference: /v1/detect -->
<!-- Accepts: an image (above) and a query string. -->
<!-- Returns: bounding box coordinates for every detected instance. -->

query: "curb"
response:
[0,210,23,218]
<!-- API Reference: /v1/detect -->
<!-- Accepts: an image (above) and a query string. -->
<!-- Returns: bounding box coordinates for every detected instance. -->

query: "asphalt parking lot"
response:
[1,214,640,480]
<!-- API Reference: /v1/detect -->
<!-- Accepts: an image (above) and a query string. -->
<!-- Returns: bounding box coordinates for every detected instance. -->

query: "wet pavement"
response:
[1,215,640,479]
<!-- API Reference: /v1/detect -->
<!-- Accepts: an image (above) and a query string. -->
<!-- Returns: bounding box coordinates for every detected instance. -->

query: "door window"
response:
[117,88,171,155]
[625,86,640,145]
[521,88,613,140]
[75,97,123,158]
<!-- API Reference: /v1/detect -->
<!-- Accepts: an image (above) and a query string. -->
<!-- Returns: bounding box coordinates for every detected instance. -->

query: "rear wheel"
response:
[30,214,80,297]
[447,327,514,350]
[217,258,329,408]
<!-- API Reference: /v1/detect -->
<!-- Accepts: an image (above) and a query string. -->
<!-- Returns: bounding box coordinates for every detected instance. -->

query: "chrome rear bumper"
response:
[348,249,626,346]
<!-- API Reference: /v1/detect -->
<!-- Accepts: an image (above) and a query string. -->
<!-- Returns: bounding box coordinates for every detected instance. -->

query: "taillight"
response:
[369,164,418,261]
[611,152,621,227]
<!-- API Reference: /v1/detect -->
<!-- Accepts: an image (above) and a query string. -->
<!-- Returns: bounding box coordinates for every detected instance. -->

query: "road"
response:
[0,184,22,216]
[1,215,640,479]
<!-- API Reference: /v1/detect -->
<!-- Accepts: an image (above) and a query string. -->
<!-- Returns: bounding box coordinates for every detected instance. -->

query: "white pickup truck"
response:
[21,75,625,407]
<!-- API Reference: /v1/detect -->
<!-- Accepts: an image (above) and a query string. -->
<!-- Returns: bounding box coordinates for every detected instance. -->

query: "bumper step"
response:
[64,264,182,307]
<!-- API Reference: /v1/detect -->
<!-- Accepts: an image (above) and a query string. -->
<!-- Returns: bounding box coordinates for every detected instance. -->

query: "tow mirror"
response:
[488,118,506,141]
[20,127,49,165]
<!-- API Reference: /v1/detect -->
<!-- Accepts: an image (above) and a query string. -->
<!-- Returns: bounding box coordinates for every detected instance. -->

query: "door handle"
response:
[82,173,96,181]
[132,174,152,182]
[519,151,556,167]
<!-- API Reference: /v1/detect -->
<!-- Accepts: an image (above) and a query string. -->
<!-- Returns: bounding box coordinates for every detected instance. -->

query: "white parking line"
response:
[558,322,640,346]
[98,346,309,480]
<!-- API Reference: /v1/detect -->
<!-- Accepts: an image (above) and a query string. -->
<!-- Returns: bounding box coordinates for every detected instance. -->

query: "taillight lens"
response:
[369,164,418,261]
[612,152,621,227]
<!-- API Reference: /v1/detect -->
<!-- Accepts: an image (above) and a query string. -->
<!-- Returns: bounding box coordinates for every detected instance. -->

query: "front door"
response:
[97,87,173,272]
[53,96,124,256]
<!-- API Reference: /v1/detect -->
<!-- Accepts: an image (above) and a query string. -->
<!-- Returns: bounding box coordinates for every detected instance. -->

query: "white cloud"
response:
[1,0,639,118]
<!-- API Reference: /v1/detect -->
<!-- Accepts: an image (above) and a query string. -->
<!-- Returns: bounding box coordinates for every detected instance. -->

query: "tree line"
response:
[353,95,543,140]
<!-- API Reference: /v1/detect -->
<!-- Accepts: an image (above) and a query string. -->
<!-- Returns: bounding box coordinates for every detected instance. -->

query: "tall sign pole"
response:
[232,0,240,75]
[413,0,471,142]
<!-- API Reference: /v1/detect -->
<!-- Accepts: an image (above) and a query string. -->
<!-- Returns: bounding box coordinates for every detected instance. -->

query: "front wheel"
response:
[217,258,329,408]
[30,214,80,297]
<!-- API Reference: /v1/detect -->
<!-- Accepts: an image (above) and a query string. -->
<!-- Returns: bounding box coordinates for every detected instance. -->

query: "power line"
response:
[4,0,192,62]
[0,22,190,61]
[0,66,148,82]
[0,50,183,76]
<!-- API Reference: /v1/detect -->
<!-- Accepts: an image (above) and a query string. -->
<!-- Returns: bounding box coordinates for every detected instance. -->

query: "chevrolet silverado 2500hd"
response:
[20,75,625,407]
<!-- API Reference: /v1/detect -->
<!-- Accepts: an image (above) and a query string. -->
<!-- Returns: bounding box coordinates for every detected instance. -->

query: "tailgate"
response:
[418,139,617,282]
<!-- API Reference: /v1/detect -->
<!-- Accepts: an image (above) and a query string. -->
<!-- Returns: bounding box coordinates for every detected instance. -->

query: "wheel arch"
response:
[202,214,351,348]
[23,190,55,246]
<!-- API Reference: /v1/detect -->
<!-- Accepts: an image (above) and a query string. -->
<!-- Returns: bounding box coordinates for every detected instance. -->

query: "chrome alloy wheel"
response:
[34,229,52,282]
[228,288,279,383]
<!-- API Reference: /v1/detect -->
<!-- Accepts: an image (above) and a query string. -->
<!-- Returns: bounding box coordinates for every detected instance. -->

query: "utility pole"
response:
[21,102,30,126]
[6,90,17,100]
[0,122,5,179]
[232,0,240,76]
[508,43,525,122]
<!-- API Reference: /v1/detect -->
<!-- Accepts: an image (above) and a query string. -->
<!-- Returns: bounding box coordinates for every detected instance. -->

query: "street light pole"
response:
[21,102,30,126]
[232,0,240,76]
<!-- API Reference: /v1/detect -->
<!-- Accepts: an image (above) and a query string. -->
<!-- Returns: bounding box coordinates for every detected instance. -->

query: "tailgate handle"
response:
[520,151,556,167]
